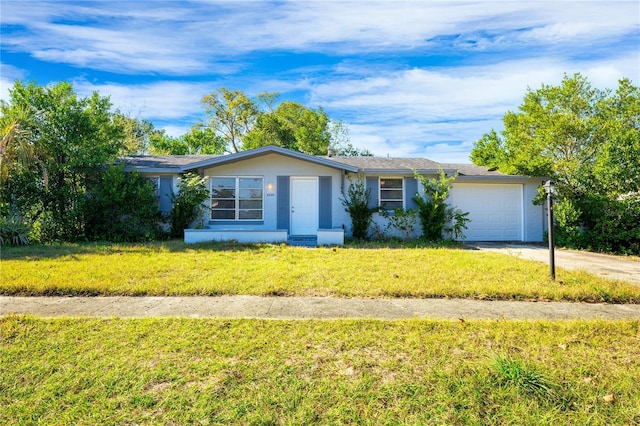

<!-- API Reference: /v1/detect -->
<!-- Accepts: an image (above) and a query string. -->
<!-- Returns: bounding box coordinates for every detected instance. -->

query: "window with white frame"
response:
[379,178,403,210]
[211,177,263,220]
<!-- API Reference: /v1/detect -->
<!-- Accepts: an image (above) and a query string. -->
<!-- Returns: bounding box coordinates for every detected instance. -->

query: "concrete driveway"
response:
[470,242,640,286]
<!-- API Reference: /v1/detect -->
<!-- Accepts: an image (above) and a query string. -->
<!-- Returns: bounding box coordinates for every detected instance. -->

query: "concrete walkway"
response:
[471,243,640,285]
[3,295,640,320]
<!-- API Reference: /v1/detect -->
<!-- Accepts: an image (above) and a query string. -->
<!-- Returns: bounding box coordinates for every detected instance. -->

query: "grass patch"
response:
[1,240,639,302]
[1,316,639,425]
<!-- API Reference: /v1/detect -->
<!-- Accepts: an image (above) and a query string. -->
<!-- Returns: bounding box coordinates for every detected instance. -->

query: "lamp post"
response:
[544,180,555,280]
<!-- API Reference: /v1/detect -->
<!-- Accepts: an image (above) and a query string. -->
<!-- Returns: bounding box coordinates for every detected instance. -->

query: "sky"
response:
[1,1,638,162]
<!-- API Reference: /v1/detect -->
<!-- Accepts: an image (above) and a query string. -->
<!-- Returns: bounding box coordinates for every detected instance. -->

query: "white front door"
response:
[290,177,318,235]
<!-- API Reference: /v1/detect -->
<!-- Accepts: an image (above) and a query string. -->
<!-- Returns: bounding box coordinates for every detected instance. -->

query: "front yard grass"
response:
[2,316,638,425]
[2,240,639,302]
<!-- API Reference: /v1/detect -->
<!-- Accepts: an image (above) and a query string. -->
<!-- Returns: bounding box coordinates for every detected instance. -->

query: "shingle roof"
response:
[117,147,529,178]
[119,155,220,171]
[440,163,507,177]
[324,156,443,173]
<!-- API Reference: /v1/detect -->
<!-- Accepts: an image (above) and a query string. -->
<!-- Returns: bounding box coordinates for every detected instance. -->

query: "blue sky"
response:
[1,1,638,162]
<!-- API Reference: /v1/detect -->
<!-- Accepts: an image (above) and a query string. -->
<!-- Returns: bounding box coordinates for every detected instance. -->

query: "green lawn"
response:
[2,240,639,302]
[2,316,638,425]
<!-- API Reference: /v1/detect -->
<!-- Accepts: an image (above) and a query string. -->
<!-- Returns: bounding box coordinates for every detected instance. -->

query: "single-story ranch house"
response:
[122,145,546,245]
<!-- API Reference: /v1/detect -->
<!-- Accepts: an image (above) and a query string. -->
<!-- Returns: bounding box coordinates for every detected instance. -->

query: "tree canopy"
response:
[199,88,371,156]
[1,81,124,241]
[471,73,640,254]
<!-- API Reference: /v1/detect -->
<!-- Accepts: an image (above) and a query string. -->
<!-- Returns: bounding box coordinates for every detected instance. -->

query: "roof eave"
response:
[454,175,545,182]
[180,145,359,173]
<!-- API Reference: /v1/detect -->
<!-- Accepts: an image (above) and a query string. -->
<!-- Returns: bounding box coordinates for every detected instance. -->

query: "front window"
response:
[211,177,263,220]
[380,178,403,210]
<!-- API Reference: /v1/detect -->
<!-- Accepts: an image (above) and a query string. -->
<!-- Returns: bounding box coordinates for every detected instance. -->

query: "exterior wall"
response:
[342,173,428,239]
[523,182,545,242]
[185,229,287,244]
[201,153,348,233]
[350,173,544,242]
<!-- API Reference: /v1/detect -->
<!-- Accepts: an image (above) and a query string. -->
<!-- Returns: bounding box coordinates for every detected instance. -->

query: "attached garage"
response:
[450,183,524,241]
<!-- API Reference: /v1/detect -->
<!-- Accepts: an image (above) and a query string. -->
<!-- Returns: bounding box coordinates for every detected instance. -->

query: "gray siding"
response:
[319,176,332,228]
[365,176,379,209]
[277,176,290,230]
[159,176,173,213]
[404,177,418,210]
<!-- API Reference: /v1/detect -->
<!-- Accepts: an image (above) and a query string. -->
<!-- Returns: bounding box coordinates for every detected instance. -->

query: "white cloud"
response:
[2,1,638,74]
[310,52,638,161]
[0,63,28,102]
[73,80,214,122]
[2,1,638,162]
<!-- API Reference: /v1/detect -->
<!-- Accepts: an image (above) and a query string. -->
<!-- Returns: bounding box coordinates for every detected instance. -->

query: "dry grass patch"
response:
[2,240,639,302]
[2,316,639,425]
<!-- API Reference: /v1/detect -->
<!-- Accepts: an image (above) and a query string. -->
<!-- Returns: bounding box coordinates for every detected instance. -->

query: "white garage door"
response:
[450,184,523,241]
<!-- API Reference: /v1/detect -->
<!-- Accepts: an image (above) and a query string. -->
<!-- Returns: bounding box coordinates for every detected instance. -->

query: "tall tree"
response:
[200,88,371,156]
[1,81,122,241]
[200,88,259,153]
[470,73,640,253]
[244,101,331,155]
[113,112,156,155]
[472,73,606,199]
[592,78,640,195]
[148,127,225,155]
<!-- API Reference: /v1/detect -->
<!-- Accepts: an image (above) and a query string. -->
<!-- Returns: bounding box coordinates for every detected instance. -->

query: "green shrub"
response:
[170,172,209,238]
[414,169,469,241]
[581,194,640,255]
[379,208,418,240]
[0,207,32,246]
[84,164,162,242]
[553,198,583,248]
[445,208,471,240]
[341,172,377,240]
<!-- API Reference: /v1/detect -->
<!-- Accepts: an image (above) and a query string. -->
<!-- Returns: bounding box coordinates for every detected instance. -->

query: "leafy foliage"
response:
[341,173,377,240]
[445,208,471,241]
[0,207,31,246]
[148,126,225,155]
[200,88,370,156]
[471,73,640,254]
[84,164,162,242]
[1,81,123,242]
[413,169,469,241]
[379,208,418,240]
[200,88,259,153]
[170,172,209,238]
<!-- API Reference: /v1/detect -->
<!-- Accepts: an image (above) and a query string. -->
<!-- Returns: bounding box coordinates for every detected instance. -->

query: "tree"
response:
[472,73,607,199]
[1,81,123,242]
[170,172,209,238]
[200,88,259,153]
[244,101,332,155]
[148,127,225,155]
[413,169,468,241]
[200,88,371,156]
[471,73,640,253]
[328,120,373,156]
[592,78,640,195]
[85,164,161,241]
[112,113,157,155]
[341,173,377,240]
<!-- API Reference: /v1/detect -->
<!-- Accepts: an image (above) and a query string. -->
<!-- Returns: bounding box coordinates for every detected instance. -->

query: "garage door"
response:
[450,183,523,241]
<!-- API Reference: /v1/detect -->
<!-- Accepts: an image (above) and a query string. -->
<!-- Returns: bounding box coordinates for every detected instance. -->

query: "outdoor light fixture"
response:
[266,183,275,196]
[544,180,556,280]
